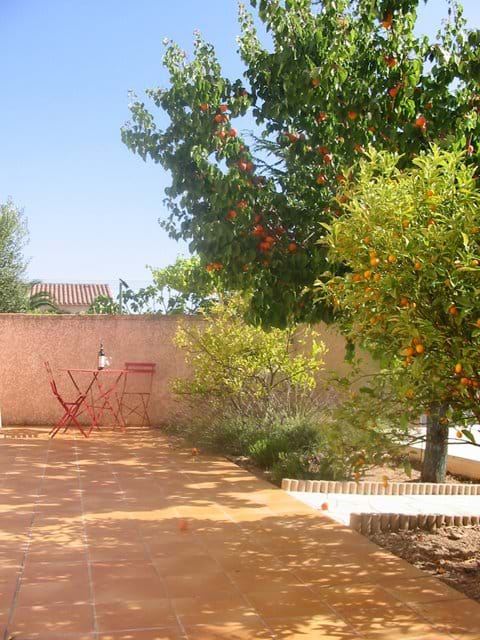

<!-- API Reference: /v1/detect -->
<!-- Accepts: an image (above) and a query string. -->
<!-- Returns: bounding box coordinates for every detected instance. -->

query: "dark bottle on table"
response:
[98,343,106,370]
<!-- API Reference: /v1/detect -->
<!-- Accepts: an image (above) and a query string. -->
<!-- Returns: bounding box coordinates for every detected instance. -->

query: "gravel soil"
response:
[368,526,480,603]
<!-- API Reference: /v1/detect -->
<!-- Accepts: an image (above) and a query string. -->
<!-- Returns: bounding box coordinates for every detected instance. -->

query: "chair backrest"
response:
[123,362,156,394]
[124,362,156,374]
[44,361,60,397]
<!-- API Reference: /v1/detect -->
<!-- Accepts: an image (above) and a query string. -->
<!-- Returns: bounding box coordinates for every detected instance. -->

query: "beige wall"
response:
[0,314,203,426]
[0,314,356,427]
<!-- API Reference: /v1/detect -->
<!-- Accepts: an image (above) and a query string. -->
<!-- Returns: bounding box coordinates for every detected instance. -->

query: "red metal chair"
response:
[119,362,156,427]
[44,362,88,438]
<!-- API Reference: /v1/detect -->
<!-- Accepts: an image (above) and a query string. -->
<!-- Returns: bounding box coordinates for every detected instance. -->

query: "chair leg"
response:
[50,404,88,438]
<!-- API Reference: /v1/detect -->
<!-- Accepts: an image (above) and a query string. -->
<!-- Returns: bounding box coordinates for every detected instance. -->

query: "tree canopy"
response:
[0,200,29,313]
[123,0,480,327]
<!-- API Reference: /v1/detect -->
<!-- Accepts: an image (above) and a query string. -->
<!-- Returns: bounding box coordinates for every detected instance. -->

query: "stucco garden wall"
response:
[0,314,359,426]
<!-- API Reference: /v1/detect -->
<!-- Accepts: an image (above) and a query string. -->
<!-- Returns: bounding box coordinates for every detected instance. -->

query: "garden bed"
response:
[368,525,480,604]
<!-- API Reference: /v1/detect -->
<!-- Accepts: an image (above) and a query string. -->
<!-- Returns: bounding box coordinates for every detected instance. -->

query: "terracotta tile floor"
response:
[0,426,479,640]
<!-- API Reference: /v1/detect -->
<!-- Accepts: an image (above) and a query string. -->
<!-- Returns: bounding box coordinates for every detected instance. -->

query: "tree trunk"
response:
[421,403,449,483]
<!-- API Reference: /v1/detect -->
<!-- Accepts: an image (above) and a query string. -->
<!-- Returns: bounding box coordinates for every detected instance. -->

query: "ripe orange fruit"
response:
[381,12,393,29]
[373,273,381,282]
[228,128,237,137]
[400,297,409,307]
[364,270,372,279]
[286,132,299,143]
[311,78,320,87]
[472,227,479,235]
[323,152,333,165]
[404,347,415,357]
[415,344,425,354]
[455,363,463,374]
[456,431,463,439]
[476,319,480,328]
[385,56,397,68]
[388,85,400,99]
[471,259,479,267]
[449,305,457,315]
[199,102,209,112]
[218,104,229,113]
[460,377,469,386]
[370,257,380,267]
[388,255,396,263]
[415,115,427,129]
[316,174,326,185]
[402,220,409,229]
[288,242,298,253]
[227,210,237,220]
[214,114,223,123]
[347,110,358,120]
[316,111,327,122]
[405,389,414,399]
[320,502,329,510]
[414,261,422,270]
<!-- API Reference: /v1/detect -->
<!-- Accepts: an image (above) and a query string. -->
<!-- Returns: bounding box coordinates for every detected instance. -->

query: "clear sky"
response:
[1,1,479,292]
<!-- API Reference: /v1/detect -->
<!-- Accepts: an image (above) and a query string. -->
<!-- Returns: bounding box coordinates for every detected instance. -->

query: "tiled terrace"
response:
[1,426,479,640]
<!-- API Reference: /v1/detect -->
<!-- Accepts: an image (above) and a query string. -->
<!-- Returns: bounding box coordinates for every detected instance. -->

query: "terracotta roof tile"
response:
[30,283,113,307]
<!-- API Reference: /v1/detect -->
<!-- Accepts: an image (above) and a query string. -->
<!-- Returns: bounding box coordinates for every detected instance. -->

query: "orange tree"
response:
[323,146,480,482]
[122,0,480,327]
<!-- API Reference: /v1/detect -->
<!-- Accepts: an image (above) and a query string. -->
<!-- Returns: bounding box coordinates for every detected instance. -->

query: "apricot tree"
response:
[123,0,480,327]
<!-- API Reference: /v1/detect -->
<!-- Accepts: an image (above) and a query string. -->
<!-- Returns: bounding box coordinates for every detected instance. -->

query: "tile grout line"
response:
[98,438,191,639]
[3,434,53,640]
[179,462,367,639]
[176,464,280,637]
[73,437,99,639]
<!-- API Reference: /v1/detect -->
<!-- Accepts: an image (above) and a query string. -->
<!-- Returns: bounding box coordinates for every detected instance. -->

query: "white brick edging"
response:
[281,478,480,495]
[349,511,480,534]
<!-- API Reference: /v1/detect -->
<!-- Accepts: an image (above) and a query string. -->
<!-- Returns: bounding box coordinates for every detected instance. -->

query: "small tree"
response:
[324,146,480,482]
[0,200,29,313]
[173,294,326,415]
[151,256,220,314]
[88,257,222,315]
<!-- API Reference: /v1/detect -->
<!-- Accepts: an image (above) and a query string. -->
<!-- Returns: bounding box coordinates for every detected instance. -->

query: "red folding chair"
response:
[119,362,156,427]
[44,362,89,438]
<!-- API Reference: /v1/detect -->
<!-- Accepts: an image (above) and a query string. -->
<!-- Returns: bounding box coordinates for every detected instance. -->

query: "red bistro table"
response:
[58,368,128,436]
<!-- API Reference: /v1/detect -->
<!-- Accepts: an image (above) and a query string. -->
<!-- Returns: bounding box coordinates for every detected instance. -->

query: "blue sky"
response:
[1,1,479,292]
